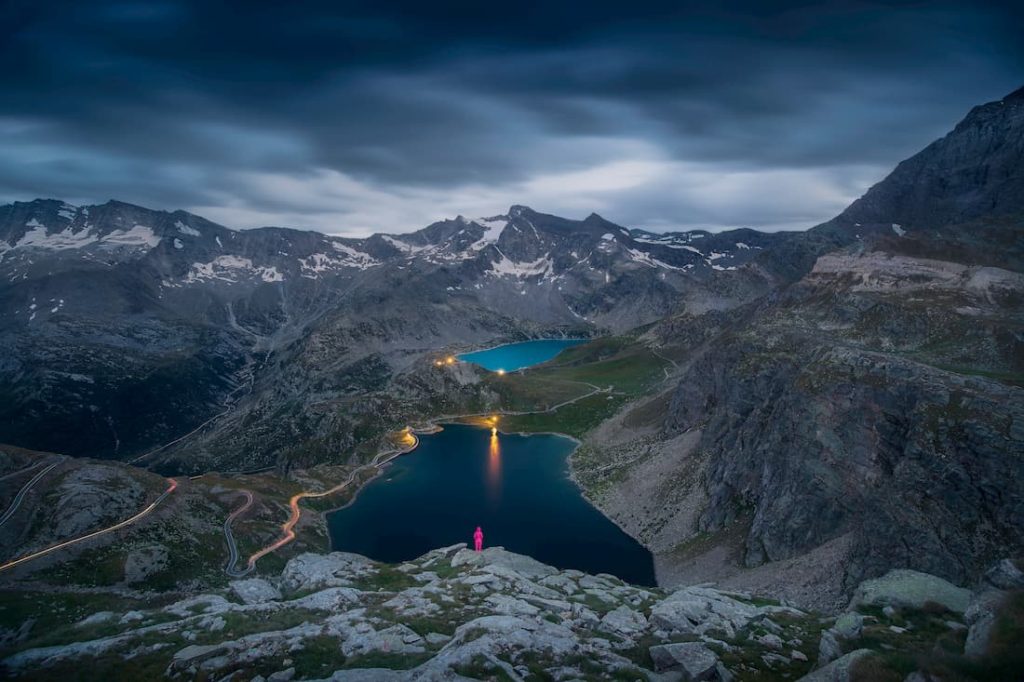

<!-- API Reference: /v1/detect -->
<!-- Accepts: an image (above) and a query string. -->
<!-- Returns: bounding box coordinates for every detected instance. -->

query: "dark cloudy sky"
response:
[2,1,1021,235]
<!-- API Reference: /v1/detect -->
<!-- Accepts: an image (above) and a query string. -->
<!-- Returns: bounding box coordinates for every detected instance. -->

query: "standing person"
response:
[473,526,484,552]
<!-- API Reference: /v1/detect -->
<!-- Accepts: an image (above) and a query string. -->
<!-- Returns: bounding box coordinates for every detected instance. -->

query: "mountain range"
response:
[1,85,1022,609]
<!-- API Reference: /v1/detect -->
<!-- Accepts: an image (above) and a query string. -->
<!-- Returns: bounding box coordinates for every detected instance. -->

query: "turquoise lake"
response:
[457,338,587,372]
[327,424,656,585]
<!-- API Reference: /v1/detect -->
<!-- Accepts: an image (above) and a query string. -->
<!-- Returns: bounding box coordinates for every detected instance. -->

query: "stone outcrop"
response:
[850,569,972,614]
[4,548,1019,680]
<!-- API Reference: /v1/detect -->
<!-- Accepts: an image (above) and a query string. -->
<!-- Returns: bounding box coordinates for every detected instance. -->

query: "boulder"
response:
[293,587,361,611]
[850,570,971,614]
[281,552,376,592]
[982,558,1024,591]
[817,631,842,667]
[340,624,424,658]
[797,649,874,681]
[75,612,116,628]
[600,605,648,637]
[963,590,1006,659]
[484,594,540,617]
[451,547,559,580]
[831,613,863,639]
[230,578,282,605]
[648,642,720,679]
[650,587,760,638]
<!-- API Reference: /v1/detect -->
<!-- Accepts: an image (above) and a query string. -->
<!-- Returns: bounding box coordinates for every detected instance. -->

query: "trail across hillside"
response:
[0,479,178,573]
[0,461,59,530]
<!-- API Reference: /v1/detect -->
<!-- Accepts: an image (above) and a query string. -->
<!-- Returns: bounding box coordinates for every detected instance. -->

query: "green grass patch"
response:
[350,564,419,592]
[341,650,432,670]
[452,653,515,681]
[291,634,346,678]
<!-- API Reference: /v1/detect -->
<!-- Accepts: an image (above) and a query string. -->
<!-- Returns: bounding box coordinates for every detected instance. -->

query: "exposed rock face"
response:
[828,85,1024,234]
[230,578,283,605]
[1,547,819,680]
[574,86,1024,605]
[648,641,720,677]
[850,569,972,614]
[0,197,780,470]
[5,547,1014,680]
[123,544,170,584]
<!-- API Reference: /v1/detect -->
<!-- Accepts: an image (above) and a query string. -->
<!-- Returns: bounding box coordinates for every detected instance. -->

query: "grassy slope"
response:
[475,336,670,438]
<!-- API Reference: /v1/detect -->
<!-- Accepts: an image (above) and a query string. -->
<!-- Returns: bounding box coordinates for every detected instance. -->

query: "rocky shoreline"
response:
[4,545,1019,680]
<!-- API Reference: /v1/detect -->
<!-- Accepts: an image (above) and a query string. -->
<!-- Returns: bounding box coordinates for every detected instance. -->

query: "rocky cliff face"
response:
[820,85,1024,237]
[576,86,1024,605]
[2,545,1019,681]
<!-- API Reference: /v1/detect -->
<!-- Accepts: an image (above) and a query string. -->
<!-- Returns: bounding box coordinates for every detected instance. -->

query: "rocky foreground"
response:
[3,546,1021,681]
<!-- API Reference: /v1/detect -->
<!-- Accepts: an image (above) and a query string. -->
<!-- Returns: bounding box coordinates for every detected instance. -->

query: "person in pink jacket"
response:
[473,526,484,552]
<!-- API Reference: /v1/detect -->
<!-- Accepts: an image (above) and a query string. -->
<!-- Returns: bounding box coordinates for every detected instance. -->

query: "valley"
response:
[0,85,1022,679]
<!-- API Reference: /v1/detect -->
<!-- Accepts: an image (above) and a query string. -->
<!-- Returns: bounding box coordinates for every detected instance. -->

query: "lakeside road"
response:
[0,462,59,529]
[0,478,178,573]
[227,355,669,575]
[223,490,254,577]
[231,378,614,569]
[234,431,420,576]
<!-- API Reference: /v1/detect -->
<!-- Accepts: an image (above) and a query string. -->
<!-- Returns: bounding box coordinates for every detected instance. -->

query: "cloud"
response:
[0,0,1021,235]
[187,147,881,236]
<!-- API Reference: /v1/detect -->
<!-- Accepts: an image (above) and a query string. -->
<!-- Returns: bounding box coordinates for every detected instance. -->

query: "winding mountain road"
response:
[232,432,420,576]
[0,478,178,573]
[223,490,254,577]
[0,461,59,530]
[0,460,51,482]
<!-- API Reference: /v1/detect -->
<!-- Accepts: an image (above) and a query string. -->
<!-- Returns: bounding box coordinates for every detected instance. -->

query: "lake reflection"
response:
[327,423,656,585]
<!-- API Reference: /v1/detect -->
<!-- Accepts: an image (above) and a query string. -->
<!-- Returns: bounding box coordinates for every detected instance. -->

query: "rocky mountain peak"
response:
[812,83,1024,241]
[507,204,533,217]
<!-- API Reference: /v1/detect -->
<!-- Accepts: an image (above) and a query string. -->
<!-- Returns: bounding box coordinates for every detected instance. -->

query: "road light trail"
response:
[234,378,625,574]
[237,431,419,576]
[0,479,178,573]
[0,462,59,529]
[235,384,617,574]
[0,460,50,482]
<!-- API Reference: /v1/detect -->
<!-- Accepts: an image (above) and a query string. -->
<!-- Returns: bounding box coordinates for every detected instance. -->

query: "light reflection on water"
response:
[487,432,501,506]
[327,423,656,585]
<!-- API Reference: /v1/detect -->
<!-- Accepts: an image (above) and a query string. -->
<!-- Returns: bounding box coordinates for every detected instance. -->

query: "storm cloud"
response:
[1,0,1022,235]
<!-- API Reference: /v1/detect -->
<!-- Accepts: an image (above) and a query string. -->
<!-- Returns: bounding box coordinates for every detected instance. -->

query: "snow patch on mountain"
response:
[300,250,377,278]
[57,203,77,221]
[488,251,553,279]
[101,225,162,248]
[381,235,430,255]
[329,241,379,268]
[469,217,506,251]
[183,256,285,285]
[626,248,686,271]
[175,220,202,237]
[16,224,99,250]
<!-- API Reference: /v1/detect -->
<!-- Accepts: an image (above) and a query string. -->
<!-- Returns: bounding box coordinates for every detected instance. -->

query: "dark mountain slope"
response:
[580,85,1024,604]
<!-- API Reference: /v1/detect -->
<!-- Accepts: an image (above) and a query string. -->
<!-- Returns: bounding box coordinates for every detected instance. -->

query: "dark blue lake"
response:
[457,338,587,372]
[326,424,656,585]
